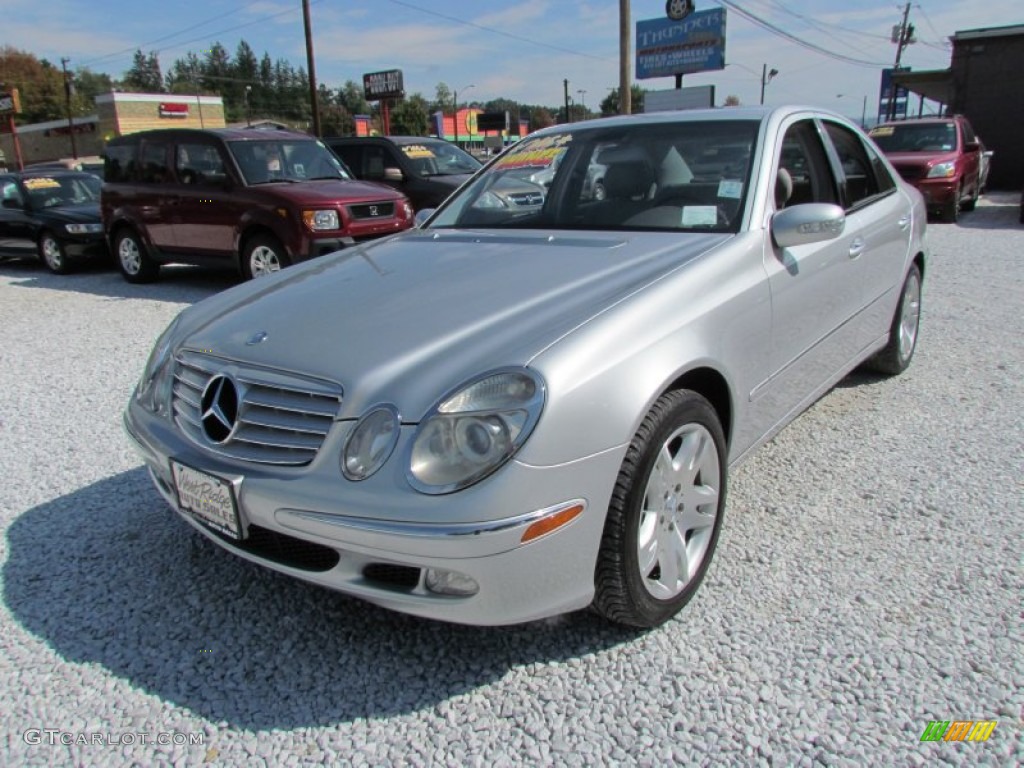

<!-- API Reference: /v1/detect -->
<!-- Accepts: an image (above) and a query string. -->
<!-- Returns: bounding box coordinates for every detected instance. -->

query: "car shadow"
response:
[3,469,638,730]
[942,190,1022,231]
[0,259,239,303]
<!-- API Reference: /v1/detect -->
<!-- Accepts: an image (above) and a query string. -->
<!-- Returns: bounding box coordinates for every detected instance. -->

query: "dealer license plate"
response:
[170,460,242,540]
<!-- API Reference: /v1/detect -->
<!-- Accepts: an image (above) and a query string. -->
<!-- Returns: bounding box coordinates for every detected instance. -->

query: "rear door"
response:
[135,138,177,251]
[820,120,913,346]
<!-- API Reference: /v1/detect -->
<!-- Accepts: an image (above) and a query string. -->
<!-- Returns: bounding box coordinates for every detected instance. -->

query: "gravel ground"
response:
[1,193,1022,767]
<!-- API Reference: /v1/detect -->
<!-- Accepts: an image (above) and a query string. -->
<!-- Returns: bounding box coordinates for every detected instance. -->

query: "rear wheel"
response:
[114,228,159,283]
[594,390,727,628]
[867,263,922,375]
[38,230,71,274]
[242,234,290,280]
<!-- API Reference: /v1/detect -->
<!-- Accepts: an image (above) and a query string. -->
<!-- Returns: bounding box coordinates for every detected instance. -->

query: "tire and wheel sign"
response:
[666,0,695,21]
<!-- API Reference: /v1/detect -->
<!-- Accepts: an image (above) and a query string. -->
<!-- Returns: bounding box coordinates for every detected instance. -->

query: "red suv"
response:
[868,116,984,223]
[102,128,414,282]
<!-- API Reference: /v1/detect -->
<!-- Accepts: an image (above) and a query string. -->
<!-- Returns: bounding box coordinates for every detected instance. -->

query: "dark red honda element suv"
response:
[102,128,414,282]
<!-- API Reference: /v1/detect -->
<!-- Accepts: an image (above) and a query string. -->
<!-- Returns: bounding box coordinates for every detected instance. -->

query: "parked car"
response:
[102,128,414,283]
[124,106,926,628]
[27,155,106,179]
[0,169,107,274]
[868,115,984,222]
[324,135,546,213]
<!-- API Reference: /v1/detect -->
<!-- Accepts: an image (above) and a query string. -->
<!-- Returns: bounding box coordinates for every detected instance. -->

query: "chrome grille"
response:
[507,191,544,207]
[172,352,343,466]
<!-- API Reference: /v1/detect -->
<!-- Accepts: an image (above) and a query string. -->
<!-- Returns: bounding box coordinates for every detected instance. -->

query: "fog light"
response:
[425,568,479,596]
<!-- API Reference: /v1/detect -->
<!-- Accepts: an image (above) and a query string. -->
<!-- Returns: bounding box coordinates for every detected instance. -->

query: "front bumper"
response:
[123,401,623,625]
[911,178,958,207]
[63,234,108,259]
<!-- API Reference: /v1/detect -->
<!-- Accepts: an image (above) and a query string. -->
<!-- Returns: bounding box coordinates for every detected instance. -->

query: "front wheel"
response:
[38,230,71,274]
[941,191,960,223]
[242,234,291,280]
[114,228,159,283]
[867,263,922,375]
[594,390,727,628]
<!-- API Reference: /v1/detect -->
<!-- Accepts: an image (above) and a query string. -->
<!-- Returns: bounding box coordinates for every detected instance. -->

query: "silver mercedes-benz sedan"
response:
[124,106,926,628]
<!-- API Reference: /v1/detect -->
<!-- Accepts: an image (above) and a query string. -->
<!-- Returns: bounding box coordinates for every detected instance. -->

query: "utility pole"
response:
[302,0,321,137]
[619,0,631,114]
[60,57,78,159]
[887,2,914,121]
[564,79,570,123]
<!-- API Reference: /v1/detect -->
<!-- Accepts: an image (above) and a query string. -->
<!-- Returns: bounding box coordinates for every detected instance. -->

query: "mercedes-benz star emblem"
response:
[200,375,239,443]
[246,331,268,345]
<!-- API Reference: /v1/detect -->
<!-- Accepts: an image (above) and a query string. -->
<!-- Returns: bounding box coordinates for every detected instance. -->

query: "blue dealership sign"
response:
[636,8,727,79]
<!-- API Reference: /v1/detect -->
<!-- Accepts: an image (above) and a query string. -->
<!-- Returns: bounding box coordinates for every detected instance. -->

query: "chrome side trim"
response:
[280,498,588,540]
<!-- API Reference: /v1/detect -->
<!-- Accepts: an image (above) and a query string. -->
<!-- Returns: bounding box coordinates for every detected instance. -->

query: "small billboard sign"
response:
[636,8,726,80]
[363,70,404,101]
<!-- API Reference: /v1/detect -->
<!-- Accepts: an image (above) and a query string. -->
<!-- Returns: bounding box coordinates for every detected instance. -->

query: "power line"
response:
[715,1,889,68]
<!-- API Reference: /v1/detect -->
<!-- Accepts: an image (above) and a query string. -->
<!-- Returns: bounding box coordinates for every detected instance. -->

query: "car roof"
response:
[108,127,315,143]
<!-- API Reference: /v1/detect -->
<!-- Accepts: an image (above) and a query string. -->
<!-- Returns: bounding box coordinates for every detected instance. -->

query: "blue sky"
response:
[5,0,1018,121]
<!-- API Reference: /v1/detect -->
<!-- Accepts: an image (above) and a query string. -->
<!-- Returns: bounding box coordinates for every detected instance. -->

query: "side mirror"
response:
[771,203,846,248]
[414,208,435,228]
[964,141,981,153]
[384,167,404,182]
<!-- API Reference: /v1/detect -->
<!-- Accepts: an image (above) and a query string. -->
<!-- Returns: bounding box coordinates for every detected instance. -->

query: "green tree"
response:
[389,93,430,136]
[433,82,452,113]
[338,80,371,117]
[0,47,65,123]
[122,49,162,92]
[600,85,645,116]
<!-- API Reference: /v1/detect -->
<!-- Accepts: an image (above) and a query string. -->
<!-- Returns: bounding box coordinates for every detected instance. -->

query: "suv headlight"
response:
[136,316,181,414]
[926,161,956,179]
[408,369,545,494]
[302,209,340,231]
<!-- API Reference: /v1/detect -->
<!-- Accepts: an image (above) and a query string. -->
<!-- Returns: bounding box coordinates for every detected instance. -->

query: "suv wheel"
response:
[941,191,960,224]
[114,228,159,283]
[243,234,291,279]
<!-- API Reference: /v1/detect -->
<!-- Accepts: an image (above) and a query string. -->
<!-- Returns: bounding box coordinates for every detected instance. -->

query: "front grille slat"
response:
[347,201,396,220]
[170,354,342,467]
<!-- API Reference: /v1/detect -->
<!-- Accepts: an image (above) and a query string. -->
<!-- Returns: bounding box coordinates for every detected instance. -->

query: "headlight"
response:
[302,209,340,231]
[342,405,400,481]
[926,161,956,179]
[408,369,545,494]
[65,222,103,234]
[471,190,509,210]
[136,316,181,414]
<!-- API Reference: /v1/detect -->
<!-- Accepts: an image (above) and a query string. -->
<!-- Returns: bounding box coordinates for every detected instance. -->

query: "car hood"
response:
[34,202,101,223]
[884,150,958,169]
[251,179,405,204]
[425,173,473,189]
[176,229,730,419]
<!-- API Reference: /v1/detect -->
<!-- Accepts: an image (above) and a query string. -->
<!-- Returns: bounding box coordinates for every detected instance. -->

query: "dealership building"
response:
[0,92,225,167]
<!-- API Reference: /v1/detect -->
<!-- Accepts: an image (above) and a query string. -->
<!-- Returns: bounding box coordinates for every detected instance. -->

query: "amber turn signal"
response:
[521,502,585,544]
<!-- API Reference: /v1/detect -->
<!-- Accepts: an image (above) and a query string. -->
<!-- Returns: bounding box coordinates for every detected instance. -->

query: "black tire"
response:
[941,189,960,223]
[38,230,71,275]
[114,228,159,283]
[960,184,979,212]
[594,390,727,628]
[242,234,291,280]
[866,263,922,376]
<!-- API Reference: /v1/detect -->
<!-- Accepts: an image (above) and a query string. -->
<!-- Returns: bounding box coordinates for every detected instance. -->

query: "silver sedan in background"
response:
[124,106,926,628]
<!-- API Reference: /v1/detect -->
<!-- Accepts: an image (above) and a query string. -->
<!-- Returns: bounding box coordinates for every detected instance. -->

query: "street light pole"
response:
[760,64,778,105]
[60,57,78,159]
[577,89,587,118]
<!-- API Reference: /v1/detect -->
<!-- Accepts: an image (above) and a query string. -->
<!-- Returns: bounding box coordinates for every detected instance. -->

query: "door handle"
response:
[848,238,865,259]
[898,215,910,230]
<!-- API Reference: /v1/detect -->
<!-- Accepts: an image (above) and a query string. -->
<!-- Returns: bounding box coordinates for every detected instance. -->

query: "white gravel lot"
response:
[1,193,1022,767]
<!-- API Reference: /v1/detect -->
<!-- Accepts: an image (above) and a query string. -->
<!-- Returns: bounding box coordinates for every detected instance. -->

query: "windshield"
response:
[426,120,758,233]
[23,175,101,208]
[228,139,352,184]
[399,141,482,177]
[869,122,957,152]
